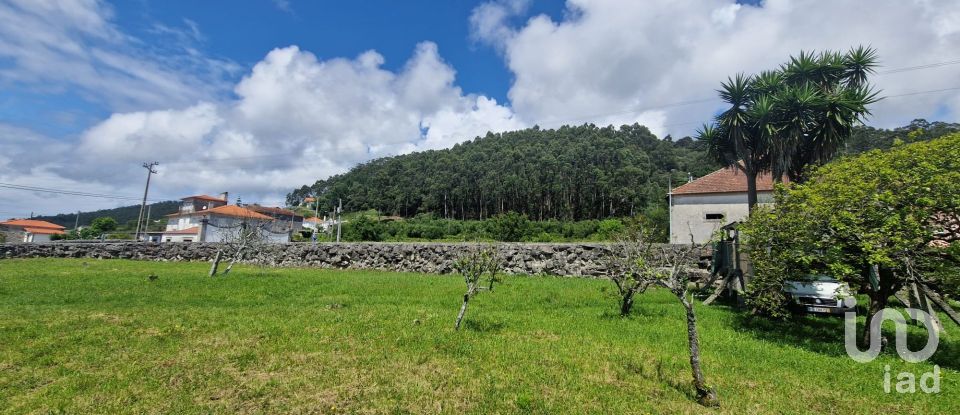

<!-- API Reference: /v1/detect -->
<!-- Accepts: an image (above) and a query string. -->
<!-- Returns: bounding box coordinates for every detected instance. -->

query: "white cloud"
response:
[469,0,531,49]
[474,0,960,136]
[37,43,520,214]
[0,2,520,216]
[0,0,236,111]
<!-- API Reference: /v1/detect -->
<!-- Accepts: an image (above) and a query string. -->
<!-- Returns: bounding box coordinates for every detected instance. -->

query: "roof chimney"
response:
[219,192,229,202]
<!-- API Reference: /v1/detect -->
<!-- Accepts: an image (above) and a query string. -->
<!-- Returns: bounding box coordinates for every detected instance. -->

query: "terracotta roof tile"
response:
[246,205,301,218]
[672,167,785,195]
[22,227,66,235]
[0,219,66,230]
[204,205,273,220]
[162,227,199,235]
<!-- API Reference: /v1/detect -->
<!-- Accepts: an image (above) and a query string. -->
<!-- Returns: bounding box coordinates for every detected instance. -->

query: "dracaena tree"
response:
[698,46,879,212]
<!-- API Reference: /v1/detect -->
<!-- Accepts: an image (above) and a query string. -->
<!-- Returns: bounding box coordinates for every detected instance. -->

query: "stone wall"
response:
[0,242,706,277]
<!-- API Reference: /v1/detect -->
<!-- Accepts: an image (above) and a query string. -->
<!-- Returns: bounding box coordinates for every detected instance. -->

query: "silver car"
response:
[784,275,854,315]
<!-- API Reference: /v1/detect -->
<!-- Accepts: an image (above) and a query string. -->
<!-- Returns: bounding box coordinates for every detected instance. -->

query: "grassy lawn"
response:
[0,259,956,414]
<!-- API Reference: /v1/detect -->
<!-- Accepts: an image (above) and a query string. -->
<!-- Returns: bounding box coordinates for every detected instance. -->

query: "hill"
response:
[288,124,718,221]
[288,119,960,222]
[34,201,180,229]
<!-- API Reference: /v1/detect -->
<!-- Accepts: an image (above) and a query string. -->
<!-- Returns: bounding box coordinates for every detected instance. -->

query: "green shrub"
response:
[596,219,624,240]
[344,215,384,241]
[486,212,530,242]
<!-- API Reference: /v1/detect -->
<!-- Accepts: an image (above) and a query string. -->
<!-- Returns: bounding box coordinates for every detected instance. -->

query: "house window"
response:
[705,213,725,221]
[183,238,193,243]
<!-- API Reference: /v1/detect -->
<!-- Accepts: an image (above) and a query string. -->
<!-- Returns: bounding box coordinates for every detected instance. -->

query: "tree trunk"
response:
[620,291,635,316]
[208,250,223,277]
[917,282,960,327]
[681,296,719,406]
[223,240,247,276]
[862,265,894,347]
[455,293,470,330]
[745,169,759,213]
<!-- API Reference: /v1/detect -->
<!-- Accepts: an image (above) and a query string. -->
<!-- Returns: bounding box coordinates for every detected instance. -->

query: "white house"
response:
[669,167,781,244]
[161,194,295,243]
[0,219,66,243]
[302,216,335,232]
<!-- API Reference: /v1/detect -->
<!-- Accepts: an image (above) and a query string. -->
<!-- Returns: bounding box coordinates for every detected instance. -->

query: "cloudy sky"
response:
[1,0,958,217]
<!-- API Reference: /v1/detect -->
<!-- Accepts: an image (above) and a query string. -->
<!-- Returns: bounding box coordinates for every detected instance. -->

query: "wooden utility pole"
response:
[335,198,342,243]
[74,211,80,231]
[144,205,152,241]
[135,162,159,241]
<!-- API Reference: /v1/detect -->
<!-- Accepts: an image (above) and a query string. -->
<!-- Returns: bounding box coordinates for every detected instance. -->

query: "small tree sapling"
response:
[603,227,659,316]
[453,245,502,330]
[611,228,720,406]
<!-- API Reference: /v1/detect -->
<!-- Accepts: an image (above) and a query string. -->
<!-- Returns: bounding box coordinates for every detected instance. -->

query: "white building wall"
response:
[669,191,774,244]
[30,234,53,243]
[200,216,290,244]
[162,234,197,243]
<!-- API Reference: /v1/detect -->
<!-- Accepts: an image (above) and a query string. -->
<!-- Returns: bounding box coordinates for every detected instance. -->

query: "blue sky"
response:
[111,0,564,102]
[0,0,958,216]
[0,0,565,138]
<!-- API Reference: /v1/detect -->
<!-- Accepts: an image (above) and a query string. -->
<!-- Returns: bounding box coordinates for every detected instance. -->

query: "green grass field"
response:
[0,259,956,414]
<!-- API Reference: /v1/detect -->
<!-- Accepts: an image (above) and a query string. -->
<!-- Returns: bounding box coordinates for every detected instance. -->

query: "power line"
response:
[877,59,960,75]
[0,182,166,202]
[883,86,960,98]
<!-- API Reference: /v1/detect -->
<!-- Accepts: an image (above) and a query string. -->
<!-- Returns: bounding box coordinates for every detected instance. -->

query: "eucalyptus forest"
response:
[287,119,959,221]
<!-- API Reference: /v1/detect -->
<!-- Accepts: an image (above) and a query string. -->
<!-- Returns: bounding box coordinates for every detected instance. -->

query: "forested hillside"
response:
[844,118,960,154]
[288,119,960,221]
[288,124,718,221]
[34,201,180,229]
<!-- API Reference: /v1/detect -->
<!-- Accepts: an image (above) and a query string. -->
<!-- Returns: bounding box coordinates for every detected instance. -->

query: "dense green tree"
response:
[89,217,118,234]
[699,47,879,211]
[486,212,530,242]
[741,134,960,341]
[288,123,718,223]
[344,215,384,242]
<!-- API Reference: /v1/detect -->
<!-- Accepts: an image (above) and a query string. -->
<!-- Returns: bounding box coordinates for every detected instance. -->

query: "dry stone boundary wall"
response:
[0,242,705,277]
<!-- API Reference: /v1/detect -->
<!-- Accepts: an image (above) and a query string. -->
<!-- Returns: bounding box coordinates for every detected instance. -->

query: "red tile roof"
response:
[0,219,66,234]
[23,227,66,235]
[671,167,785,195]
[204,205,273,220]
[304,217,323,223]
[246,205,301,218]
[182,194,227,202]
[161,227,199,235]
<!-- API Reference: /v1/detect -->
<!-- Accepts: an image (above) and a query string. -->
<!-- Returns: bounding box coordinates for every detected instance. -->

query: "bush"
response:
[344,215,384,241]
[596,219,624,240]
[486,212,530,242]
[741,133,960,316]
[90,217,118,233]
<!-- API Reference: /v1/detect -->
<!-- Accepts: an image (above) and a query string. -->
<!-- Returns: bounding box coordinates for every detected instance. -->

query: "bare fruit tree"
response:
[607,228,719,407]
[603,228,658,316]
[208,220,267,277]
[453,245,502,330]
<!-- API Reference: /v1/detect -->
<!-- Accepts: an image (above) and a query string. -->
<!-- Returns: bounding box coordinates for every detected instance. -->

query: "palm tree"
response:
[699,46,879,213]
[698,73,778,210]
[774,47,879,181]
